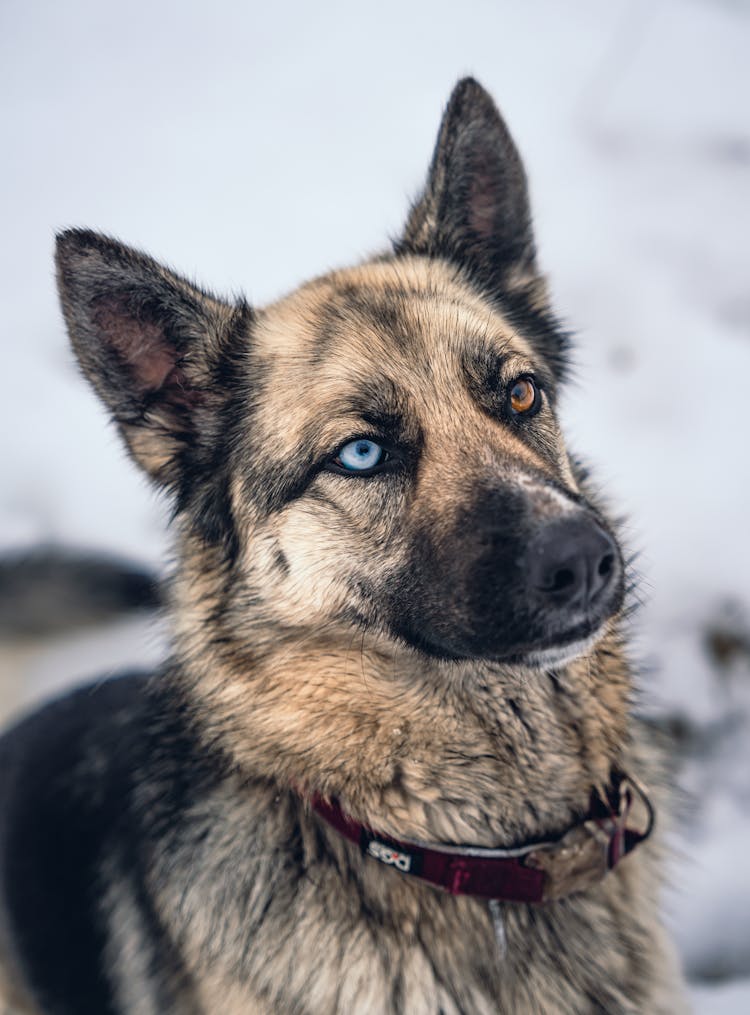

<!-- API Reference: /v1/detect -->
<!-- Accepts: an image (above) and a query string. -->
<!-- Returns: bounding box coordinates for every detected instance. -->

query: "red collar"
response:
[310,773,653,904]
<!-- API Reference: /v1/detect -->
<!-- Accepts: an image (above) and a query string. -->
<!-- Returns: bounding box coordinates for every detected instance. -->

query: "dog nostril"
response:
[525,517,619,611]
[550,567,576,593]
[598,554,614,579]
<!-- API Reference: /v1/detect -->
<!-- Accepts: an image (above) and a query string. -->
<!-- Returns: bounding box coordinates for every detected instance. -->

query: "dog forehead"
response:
[254,256,535,375]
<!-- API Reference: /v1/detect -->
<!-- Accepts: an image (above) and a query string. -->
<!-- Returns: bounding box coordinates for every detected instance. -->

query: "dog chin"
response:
[517,631,603,671]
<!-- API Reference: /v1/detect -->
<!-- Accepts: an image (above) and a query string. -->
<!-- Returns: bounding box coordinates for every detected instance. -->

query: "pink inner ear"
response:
[93,300,177,393]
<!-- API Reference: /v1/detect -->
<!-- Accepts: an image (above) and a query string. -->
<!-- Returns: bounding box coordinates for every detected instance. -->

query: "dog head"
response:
[56,78,624,672]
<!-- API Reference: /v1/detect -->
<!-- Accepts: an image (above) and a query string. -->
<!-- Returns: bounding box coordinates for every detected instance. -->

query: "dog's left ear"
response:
[396,77,545,307]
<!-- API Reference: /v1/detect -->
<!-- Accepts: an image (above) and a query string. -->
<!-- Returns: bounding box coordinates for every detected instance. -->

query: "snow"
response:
[2,0,749,1006]
[691,978,750,1015]
[0,613,168,729]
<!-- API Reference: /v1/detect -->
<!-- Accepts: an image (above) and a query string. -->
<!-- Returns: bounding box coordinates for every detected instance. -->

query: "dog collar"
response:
[311,772,653,904]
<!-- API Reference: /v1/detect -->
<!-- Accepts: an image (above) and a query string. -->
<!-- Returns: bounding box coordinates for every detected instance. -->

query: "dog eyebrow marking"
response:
[310,287,413,365]
[461,342,516,418]
[336,378,422,448]
[243,381,419,516]
[343,287,409,346]
[461,338,555,421]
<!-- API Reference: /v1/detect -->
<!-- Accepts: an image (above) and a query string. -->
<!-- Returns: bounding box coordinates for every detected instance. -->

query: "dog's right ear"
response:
[56,229,248,489]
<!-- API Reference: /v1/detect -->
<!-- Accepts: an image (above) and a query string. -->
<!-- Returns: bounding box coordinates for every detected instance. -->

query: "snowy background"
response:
[1,0,749,1009]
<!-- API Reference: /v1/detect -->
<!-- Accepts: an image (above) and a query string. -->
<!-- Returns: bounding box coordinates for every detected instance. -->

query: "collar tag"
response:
[366,838,413,872]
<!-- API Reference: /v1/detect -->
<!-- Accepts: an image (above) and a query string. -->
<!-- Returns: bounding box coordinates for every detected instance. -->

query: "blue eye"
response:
[335,439,386,472]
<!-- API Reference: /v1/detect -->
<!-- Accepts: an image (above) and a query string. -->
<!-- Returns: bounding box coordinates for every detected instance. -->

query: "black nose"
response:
[525,516,619,612]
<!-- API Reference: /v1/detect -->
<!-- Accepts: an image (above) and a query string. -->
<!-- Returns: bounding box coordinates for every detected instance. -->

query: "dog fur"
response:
[0,78,686,1014]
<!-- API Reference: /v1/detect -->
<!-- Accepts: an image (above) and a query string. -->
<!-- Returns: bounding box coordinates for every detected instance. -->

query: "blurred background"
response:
[1,0,748,1008]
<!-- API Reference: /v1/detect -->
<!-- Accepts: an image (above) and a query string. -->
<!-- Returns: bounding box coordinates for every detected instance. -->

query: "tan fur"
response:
[171,259,624,829]
[0,958,40,1015]
[151,256,687,1010]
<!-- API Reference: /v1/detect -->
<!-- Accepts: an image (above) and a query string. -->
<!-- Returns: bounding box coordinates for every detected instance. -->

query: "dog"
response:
[0,78,686,1014]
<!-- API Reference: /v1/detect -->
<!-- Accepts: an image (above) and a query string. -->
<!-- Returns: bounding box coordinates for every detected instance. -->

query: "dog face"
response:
[56,79,624,669]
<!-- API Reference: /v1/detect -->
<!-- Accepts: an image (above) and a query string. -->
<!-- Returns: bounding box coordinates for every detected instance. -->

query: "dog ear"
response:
[397,77,544,305]
[56,229,248,489]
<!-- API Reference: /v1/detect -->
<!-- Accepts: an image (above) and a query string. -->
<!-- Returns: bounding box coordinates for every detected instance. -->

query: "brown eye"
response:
[508,376,540,416]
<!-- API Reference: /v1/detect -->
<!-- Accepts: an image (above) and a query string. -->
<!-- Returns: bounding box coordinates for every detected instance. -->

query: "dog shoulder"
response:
[0,674,153,1013]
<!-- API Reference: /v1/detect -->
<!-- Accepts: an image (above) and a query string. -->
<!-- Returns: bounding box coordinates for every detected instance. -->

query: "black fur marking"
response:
[493,289,571,387]
[0,678,144,1014]
[0,674,234,1014]
[310,287,413,366]
[384,480,623,663]
[394,78,570,380]
[118,864,195,1010]
[172,306,254,560]
[337,376,413,431]
[507,697,537,742]
[241,375,421,516]
[273,545,290,577]
[461,339,557,420]
[383,485,529,661]
[309,302,346,367]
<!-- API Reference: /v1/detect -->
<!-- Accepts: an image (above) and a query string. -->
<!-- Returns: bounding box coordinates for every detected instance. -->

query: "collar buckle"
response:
[524,775,653,901]
[525,817,615,901]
